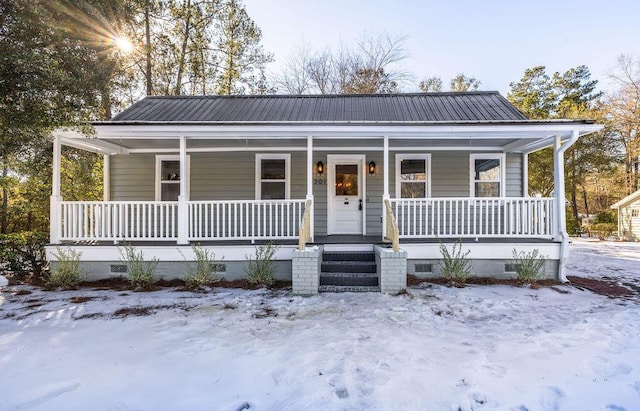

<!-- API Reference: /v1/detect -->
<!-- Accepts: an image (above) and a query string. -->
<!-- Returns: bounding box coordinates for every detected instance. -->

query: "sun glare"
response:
[114,36,133,53]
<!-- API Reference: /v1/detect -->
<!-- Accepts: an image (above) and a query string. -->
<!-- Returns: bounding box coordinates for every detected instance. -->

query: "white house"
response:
[611,189,640,241]
[46,92,603,294]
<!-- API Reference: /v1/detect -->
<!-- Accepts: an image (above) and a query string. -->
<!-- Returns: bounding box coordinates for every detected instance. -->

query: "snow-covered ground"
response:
[0,241,639,411]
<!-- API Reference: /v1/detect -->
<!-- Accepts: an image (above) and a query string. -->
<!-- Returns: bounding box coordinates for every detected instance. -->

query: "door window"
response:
[335,164,358,196]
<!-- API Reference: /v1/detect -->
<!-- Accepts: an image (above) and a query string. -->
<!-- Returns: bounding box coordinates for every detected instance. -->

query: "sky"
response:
[243,0,640,94]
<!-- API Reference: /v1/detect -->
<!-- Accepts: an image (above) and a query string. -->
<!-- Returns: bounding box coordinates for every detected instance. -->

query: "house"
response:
[611,189,640,241]
[46,92,602,294]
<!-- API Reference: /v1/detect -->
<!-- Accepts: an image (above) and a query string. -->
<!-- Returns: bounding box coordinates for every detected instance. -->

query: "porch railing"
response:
[60,201,178,241]
[188,199,307,241]
[388,197,556,239]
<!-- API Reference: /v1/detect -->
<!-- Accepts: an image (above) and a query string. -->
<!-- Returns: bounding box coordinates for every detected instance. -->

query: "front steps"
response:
[319,251,379,293]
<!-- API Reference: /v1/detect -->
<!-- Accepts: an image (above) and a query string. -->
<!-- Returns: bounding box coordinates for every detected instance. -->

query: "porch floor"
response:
[55,236,558,247]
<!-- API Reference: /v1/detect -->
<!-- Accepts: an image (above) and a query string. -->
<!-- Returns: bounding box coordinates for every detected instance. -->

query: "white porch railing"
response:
[387,197,556,239]
[188,199,307,241]
[59,199,307,242]
[60,201,179,241]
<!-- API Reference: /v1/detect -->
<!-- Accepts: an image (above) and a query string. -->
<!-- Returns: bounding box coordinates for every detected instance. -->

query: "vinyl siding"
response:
[619,199,640,241]
[110,150,523,237]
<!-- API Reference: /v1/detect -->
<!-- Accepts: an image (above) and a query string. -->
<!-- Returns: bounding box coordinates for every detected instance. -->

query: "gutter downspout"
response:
[554,130,580,282]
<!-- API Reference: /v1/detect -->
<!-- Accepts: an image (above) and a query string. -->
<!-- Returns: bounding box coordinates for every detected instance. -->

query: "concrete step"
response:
[322,251,375,262]
[321,261,377,273]
[320,272,379,287]
[319,285,381,293]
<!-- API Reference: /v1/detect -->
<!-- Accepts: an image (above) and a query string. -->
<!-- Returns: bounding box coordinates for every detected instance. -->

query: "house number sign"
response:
[313,179,326,185]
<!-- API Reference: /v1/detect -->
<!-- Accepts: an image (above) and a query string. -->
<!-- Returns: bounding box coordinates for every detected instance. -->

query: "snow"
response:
[1,241,639,411]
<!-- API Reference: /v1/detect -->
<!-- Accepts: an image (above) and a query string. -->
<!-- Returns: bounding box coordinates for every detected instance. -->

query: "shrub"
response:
[182,244,222,290]
[49,247,85,288]
[119,243,158,289]
[439,239,471,286]
[512,248,546,284]
[590,223,617,240]
[0,231,48,278]
[245,242,279,286]
[595,211,615,224]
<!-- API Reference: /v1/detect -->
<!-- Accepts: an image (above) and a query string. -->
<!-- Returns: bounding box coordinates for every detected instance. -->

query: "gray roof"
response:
[109,92,530,124]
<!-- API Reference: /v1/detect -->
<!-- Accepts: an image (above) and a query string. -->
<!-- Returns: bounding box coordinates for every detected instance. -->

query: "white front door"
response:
[328,155,365,235]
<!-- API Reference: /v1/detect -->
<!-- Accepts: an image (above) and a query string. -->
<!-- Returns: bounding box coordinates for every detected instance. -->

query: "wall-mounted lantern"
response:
[368,160,376,175]
[316,161,324,175]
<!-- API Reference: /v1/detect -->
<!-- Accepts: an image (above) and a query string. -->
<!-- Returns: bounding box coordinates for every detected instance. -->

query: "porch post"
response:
[103,154,110,201]
[522,153,529,197]
[553,135,566,239]
[382,136,390,241]
[50,135,62,244]
[306,135,314,241]
[177,136,188,245]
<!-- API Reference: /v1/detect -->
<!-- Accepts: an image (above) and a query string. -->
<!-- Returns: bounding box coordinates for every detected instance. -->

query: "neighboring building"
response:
[611,190,640,241]
[47,92,602,294]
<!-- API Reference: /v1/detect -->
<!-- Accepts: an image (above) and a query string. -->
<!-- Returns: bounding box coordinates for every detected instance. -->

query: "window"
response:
[632,209,640,218]
[470,154,505,197]
[256,154,290,200]
[155,155,190,201]
[395,154,430,198]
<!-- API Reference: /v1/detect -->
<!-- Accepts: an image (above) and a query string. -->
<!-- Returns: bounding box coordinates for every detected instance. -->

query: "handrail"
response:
[298,199,313,250]
[384,199,400,252]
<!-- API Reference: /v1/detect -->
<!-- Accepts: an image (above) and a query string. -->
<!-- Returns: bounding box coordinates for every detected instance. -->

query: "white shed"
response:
[611,190,640,241]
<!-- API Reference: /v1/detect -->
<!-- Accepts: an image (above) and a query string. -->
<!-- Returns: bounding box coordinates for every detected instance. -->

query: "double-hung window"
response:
[256,154,290,200]
[395,154,430,198]
[155,155,190,201]
[470,154,505,197]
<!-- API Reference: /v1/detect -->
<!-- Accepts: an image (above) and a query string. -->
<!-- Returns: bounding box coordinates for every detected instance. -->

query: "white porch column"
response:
[522,152,529,197]
[306,135,314,241]
[177,136,188,244]
[382,136,390,241]
[553,135,567,239]
[50,135,62,244]
[103,154,111,201]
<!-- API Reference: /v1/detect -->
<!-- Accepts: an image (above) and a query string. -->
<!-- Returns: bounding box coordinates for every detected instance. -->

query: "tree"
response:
[507,65,614,221]
[449,73,481,92]
[607,54,640,194]
[275,33,410,95]
[419,76,443,92]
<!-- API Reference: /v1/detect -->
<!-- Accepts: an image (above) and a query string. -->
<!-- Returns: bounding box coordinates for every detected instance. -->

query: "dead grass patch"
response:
[567,275,636,299]
[68,296,99,304]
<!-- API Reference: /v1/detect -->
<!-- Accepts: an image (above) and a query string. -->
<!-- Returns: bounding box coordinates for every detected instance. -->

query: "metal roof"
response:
[109,92,531,124]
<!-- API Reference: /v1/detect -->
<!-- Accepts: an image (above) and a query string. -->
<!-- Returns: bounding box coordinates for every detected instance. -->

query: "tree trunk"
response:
[1,165,8,234]
[145,0,153,96]
[173,0,192,95]
[582,186,589,217]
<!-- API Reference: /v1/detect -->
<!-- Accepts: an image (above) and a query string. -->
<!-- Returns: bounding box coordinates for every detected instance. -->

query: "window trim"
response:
[155,155,190,201]
[395,154,431,199]
[469,153,506,198]
[255,153,291,200]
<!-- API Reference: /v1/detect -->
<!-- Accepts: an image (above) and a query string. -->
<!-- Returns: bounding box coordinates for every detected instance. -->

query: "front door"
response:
[328,155,365,234]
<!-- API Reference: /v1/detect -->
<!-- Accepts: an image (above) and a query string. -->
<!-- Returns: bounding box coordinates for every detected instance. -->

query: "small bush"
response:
[512,248,546,285]
[0,231,48,278]
[119,243,158,289]
[595,211,615,224]
[49,247,85,288]
[245,242,279,286]
[439,239,471,286]
[182,244,222,290]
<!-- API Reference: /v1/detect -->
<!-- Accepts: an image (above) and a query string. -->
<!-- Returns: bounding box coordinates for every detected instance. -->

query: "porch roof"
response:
[51,92,603,155]
[107,92,528,123]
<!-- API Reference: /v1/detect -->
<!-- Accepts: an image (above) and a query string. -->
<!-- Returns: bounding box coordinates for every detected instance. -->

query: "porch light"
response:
[368,161,376,175]
[316,161,324,175]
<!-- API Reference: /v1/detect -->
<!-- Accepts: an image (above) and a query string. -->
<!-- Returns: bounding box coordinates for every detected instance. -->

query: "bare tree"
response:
[275,32,411,94]
[607,54,640,194]
[449,73,481,91]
